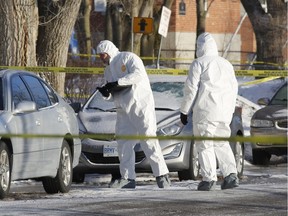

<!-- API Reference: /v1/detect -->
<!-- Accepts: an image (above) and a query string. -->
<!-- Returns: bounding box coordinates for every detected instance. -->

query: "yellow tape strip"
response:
[0,66,287,77]
[239,76,282,86]
[68,53,288,67]
[1,133,287,145]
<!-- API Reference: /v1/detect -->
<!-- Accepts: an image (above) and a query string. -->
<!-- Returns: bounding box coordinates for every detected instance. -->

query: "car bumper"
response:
[250,128,287,149]
[74,137,190,174]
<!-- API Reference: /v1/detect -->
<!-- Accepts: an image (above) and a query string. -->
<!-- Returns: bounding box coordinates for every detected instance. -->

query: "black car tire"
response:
[252,149,271,166]
[0,141,11,199]
[42,140,72,194]
[178,142,200,181]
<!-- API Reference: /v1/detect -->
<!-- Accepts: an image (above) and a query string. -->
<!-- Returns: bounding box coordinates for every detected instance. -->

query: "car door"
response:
[21,75,65,174]
[10,74,45,179]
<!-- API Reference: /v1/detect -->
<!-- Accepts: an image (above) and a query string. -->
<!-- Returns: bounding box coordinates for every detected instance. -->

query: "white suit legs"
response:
[116,110,138,180]
[140,138,169,177]
[116,107,169,180]
[194,122,237,182]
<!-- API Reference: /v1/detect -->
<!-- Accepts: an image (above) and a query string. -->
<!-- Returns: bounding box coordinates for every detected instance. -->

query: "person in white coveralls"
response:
[180,32,239,191]
[96,40,170,189]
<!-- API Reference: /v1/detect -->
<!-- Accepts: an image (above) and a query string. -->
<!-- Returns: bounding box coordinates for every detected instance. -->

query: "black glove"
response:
[97,86,110,97]
[104,81,118,91]
[180,113,188,125]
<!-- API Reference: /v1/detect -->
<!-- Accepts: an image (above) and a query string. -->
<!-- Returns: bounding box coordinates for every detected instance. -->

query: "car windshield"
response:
[151,82,184,110]
[270,84,287,106]
[87,81,184,111]
[87,92,116,111]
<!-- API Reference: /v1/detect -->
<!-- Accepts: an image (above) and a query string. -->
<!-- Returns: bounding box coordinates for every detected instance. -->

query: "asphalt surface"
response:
[1,157,287,216]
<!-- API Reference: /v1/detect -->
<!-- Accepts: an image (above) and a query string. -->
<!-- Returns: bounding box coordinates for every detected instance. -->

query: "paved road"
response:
[1,157,287,216]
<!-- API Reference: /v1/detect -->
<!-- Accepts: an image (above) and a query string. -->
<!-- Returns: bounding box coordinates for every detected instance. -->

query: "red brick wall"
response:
[170,0,241,34]
[169,0,255,64]
[170,0,196,32]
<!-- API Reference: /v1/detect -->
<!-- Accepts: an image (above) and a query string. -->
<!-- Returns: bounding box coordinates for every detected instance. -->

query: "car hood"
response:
[253,105,287,120]
[78,109,179,134]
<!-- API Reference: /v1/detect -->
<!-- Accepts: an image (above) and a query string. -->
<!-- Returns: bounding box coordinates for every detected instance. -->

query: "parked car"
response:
[250,82,287,165]
[0,69,81,199]
[72,75,244,182]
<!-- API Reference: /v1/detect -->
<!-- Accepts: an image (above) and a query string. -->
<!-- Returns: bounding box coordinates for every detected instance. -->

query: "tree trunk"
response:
[105,0,175,58]
[241,0,287,69]
[37,0,81,96]
[0,0,38,66]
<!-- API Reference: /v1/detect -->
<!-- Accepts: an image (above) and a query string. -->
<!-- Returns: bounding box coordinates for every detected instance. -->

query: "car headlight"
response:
[158,121,183,136]
[251,119,274,128]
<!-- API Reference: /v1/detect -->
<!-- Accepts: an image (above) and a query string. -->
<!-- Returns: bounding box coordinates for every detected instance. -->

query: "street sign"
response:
[158,6,171,38]
[133,17,153,34]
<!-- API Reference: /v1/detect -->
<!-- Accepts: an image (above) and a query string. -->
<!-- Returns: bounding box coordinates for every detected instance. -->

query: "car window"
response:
[88,81,185,111]
[40,80,59,105]
[270,84,287,106]
[21,75,51,109]
[151,82,184,110]
[11,75,33,108]
[88,92,115,111]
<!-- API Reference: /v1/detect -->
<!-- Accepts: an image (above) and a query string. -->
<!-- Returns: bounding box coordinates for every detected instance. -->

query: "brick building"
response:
[89,0,256,69]
[163,0,256,69]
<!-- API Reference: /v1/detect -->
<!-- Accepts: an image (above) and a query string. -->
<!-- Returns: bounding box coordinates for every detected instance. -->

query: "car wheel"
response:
[0,142,11,199]
[72,171,85,184]
[178,142,200,181]
[252,149,271,166]
[230,139,244,178]
[42,140,72,194]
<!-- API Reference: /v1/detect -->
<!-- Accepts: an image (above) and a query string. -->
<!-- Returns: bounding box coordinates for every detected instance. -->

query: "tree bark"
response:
[241,0,287,69]
[37,0,81,95]
[0,0,38,66]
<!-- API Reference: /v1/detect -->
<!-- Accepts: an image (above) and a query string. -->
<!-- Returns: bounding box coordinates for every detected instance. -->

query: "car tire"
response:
[42,140,72,194]
[252,149,271,166]
[229,138,245,178]
[178,142,200,181]
[0,141,11,199]
[72,172,85,184]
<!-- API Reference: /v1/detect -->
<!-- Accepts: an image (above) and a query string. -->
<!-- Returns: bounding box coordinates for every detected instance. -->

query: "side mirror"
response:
[257,98,270,106]
[14,101,37,114]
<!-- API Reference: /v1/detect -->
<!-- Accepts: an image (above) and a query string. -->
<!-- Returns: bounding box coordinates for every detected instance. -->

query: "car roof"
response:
[0,69,35,78]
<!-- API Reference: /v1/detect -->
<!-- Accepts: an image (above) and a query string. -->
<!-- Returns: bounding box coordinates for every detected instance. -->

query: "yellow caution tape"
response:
[239,76,282,86]
[0,65,287,77]
[0,133,287,145]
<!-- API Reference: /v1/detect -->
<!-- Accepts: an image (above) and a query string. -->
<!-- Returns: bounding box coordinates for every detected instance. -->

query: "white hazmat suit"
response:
[180,33,238,183]
[97,40,169,181]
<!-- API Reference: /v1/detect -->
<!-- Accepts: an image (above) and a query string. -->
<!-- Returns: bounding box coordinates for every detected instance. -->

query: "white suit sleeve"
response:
[180,61,201,115]
[117,54,145,86]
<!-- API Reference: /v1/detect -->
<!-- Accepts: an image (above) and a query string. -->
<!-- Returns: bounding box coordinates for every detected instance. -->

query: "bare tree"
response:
[104,0,175,60]
[0,0,81,96]
[37,0,81,95]
[0,0,38,66]
[241,0,287,69]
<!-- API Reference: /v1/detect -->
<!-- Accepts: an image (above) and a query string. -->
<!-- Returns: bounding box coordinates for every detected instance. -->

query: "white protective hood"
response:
[97,40,120,63]
[180,33,238,124]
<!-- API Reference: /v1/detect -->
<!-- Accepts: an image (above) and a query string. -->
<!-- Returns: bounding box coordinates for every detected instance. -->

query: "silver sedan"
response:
[73,75,244,182]
[0,69,81,199]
